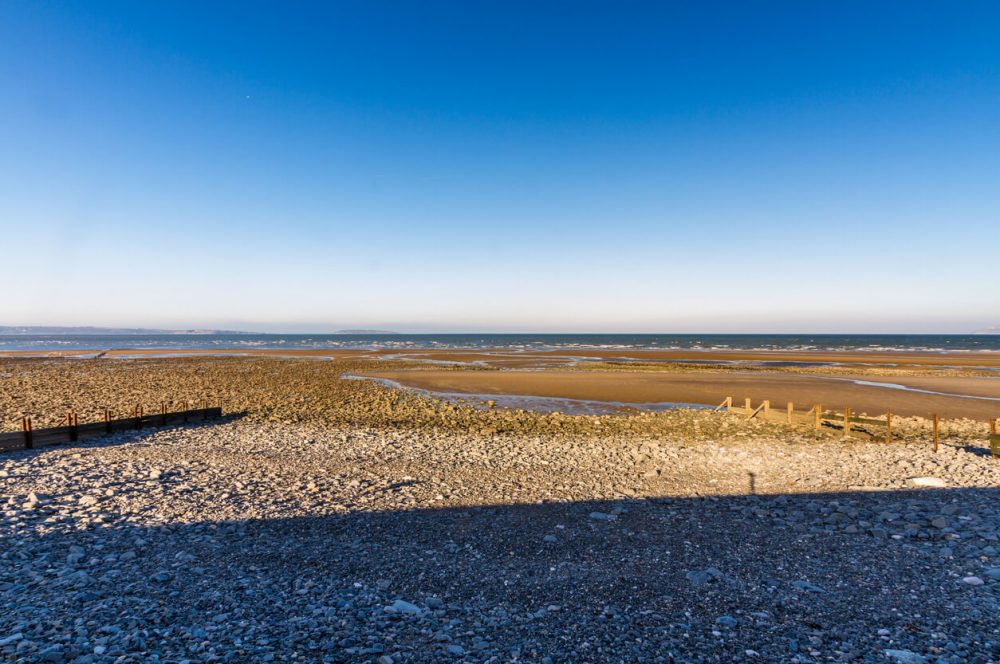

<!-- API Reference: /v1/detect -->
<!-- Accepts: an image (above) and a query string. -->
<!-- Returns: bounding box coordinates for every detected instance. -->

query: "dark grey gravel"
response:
[2,413,999,663]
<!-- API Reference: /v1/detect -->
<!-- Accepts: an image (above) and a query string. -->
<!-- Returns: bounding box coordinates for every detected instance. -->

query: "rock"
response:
[0,633,23,647]
[686,570,712,587]
[589,511,617,521]
[884,649,927,663]
[715,615,738,628]
[792,580,826,593]
[961,576,983,586]
[907,477,946,488]
[930,517,948,529]
[37,645,65,663]
[445,644,466,656]
[426,596,444,609]
[378,657,393,664]
[389,599,422,615]
[543,534,557,543]
[151,571,171,583]
[704,567,727,581]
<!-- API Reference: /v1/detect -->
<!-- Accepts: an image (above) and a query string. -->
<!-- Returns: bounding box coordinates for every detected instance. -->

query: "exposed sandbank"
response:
[368,369,1000,420]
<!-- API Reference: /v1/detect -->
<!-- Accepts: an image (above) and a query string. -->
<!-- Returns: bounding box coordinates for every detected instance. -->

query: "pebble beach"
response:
[1,356,999,662]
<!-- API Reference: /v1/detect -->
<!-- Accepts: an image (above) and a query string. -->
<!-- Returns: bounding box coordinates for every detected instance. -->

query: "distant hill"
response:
[334,329,400,335]
[0,326,248,335]
[973,326,1000,335]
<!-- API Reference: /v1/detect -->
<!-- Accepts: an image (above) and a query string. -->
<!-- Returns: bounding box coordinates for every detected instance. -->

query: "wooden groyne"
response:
[1,404,223,452]
[715,396,999,458]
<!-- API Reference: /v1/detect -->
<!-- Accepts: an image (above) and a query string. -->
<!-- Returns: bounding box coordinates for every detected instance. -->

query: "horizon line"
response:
[1,328,997,336]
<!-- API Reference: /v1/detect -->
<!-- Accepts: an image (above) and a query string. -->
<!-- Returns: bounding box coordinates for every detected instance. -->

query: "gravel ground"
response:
[1,358,998,663]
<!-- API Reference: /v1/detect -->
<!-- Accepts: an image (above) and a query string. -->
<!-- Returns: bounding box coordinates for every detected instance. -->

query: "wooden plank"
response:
[75,422,113,440]
[0,434,24,451]
[820,412,886,427]
[31,426,74,447]
[0,431,24,446]
[933,413,939,453]
[849,417,887,426]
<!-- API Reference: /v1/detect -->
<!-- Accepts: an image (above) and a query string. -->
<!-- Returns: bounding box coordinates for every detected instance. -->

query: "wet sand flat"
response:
[4,346,1000,368]
[373,348,1000,368]
[531,348,1000,368]
[369,369,1000,420]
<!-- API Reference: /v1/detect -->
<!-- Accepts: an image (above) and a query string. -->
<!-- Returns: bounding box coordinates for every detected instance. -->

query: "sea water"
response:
[1,333,998,353]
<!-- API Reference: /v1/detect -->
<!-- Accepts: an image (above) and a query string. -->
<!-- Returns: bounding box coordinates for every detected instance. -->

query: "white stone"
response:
[906,477,946,488]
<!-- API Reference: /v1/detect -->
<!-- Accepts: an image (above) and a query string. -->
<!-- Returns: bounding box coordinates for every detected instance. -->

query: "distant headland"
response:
[0,326,249,335]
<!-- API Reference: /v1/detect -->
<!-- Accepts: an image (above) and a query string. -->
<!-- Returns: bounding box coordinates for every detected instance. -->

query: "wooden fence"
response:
[715,396,999,458]
[0,404,223,452]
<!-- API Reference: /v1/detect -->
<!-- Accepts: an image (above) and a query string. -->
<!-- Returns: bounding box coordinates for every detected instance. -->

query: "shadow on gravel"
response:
[959,445,996,459]
[4,484,998,661]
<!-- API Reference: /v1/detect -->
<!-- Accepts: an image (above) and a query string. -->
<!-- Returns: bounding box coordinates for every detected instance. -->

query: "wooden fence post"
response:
[885,410,892,444]
[160,402,167,426]
[134,404,142,430]
[933,413,939,452]
[843,407,851,437]
[814,404,821,430]
[763,400,770,420]
[787,401,793,425]
[725,396,732,412]
[744,397,751,415]
[992,418,998,459]
[22,416,33,450]
[69,412,78,442]
[104,408,111,434]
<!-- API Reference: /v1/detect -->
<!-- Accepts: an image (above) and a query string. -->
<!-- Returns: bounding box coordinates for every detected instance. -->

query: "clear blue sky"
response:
[2,1,998,333]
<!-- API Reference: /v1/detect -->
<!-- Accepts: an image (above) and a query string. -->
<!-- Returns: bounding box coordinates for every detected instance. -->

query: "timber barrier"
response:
[1,404,223,452]
[715,396,998,458]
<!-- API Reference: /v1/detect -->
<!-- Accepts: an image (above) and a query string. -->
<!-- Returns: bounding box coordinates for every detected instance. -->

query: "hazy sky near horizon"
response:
[2,1,999,333]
